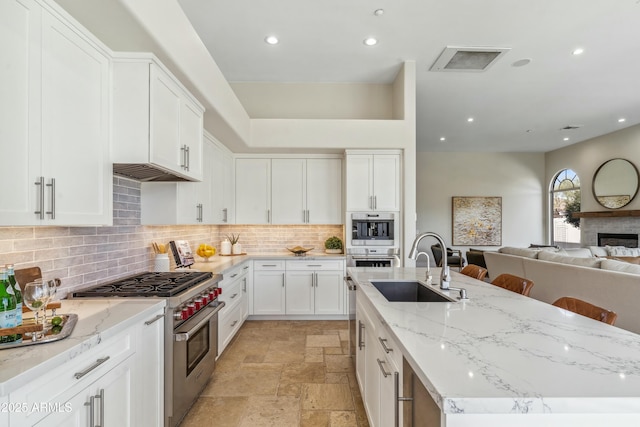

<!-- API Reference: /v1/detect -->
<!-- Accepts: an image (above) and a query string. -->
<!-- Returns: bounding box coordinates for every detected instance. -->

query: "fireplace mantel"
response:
[573,210,640,218]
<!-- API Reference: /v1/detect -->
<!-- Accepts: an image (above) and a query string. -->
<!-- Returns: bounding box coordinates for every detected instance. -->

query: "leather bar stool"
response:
[552,296,617,326]
[460,264,488,281]
[490,273,534,296]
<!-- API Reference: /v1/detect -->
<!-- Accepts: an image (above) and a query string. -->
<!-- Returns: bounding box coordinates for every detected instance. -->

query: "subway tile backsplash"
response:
[0,177,344,294]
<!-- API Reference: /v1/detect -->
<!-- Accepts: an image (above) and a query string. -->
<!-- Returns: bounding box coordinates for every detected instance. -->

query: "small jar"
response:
[221,239,231,255]
[154,253,170,272]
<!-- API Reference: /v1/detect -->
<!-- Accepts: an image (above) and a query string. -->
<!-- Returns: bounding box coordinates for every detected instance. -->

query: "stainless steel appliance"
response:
[350,212,396,246]
[346,247,401,268]
[72,271,223,427]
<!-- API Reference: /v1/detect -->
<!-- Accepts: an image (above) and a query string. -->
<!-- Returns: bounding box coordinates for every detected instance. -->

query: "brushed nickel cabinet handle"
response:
[377,358,390,377]
[395,371,413,427]
[46,178,55,219]
[379,337,393,353]
[34,176,45,219]
[144,314,164,325]
[185,145,190,171]
[74,356,110,379]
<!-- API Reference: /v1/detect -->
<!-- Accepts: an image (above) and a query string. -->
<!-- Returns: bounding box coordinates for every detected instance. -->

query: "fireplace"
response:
[597,233,639,248]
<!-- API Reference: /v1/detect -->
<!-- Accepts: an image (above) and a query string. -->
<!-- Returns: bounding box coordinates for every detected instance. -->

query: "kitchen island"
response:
[0,299,165,426]
[350,267,640,426]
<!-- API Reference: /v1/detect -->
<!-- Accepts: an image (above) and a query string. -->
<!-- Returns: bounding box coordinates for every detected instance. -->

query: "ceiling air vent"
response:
[561,125,582,130]
[430,46,511,72]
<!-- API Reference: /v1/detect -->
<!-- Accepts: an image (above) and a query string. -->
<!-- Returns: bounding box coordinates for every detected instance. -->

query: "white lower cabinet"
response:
[285,260,345,315]
[217,261,251,355]
[253,262,286,315]
[357,293,402,427]
[9,305,164,427]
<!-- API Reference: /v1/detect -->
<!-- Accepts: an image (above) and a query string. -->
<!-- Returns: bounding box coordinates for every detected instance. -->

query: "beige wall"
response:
[415,152,546,263]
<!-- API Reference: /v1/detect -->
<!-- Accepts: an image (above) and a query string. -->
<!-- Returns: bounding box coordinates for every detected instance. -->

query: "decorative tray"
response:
[218,253,247,256]
[0,313,78,350]
[287,246,314,256]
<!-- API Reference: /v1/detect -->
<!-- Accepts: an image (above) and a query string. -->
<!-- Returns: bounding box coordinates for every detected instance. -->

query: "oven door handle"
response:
[174,302,226,342]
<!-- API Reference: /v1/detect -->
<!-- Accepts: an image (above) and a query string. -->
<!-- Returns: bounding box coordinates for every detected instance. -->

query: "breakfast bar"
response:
[349,266,640,426]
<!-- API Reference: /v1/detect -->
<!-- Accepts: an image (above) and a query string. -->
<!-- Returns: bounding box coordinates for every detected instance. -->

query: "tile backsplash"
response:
[0,177,344,294]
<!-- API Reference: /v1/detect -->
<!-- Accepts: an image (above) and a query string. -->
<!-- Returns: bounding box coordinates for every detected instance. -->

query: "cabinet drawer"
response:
[11,327,134,426]
[375,316,402,371]
[253,260,286,270]
[285,260,344,271]
[218,277,243,313]
[218,302,243,356]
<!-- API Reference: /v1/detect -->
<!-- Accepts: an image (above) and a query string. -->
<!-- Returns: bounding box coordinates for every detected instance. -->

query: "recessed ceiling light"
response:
[572,48,584,55]
[440,137,446,142]
[363,37,378,46]
[618,117,626,123]
[563,137,570,141]
[374,9,384,16]
[264,35,279,45]
[467,117,474,123]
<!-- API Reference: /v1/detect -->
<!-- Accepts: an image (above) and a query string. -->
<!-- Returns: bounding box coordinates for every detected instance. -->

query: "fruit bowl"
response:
[287,246,314,256]
[197,244,216,261]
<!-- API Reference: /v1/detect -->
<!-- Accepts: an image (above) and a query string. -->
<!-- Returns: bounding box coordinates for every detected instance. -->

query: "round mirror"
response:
[592,158,639,209]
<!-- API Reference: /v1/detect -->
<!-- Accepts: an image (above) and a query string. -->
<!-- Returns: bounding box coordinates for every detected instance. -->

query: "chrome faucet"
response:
[409,232,451,290]
[414,251,432,282]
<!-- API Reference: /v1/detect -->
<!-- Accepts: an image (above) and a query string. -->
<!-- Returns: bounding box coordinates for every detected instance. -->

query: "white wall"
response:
[545,124,640,213]
[415,152,546,263]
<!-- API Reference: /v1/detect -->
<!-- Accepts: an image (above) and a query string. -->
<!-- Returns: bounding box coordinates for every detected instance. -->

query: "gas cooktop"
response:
[72,271,214,298]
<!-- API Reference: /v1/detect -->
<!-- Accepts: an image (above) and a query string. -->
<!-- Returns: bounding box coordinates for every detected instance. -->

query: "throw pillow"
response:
[606,245,640,257]
[601,259,640,275]
[588,246,608,257]
[537,250,602,268]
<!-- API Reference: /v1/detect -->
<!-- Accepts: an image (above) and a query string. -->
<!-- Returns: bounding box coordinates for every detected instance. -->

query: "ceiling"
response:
[177,0,640,153]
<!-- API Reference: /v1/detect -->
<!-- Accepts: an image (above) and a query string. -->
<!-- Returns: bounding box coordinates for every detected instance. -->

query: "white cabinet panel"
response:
[346,152,400,212]
[253,270,286,315]
[314,270,345,315]
[285,271,315,315]
[272,159,306,224]
[210,134,234,224]
[307,158,343,224]
[149,65,182,174]
[0,0,111,226]
[235,158,271,224]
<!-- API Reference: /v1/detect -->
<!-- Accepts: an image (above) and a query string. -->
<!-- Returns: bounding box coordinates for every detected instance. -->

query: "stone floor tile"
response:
[339,330,349,342]
[324,347,344,355]
[300,410,330,427]
[264,340,306,363]
[179,396,248,427]
[201,370,280,397]
[244,353,265,363]
[281,362,326,384]
[330,411,358,427]
[307,334,341,348]
[278,382,302,397]
[301,383,355,411]
[325,354,354,373]
[238,395,300,427]
[325,373,349,384]
[305,347,325,362]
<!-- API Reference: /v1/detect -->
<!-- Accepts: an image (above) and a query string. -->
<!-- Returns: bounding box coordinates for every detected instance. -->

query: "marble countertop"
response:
[348,267,640,415]
[191,252,345,275]
[0,299,166,397]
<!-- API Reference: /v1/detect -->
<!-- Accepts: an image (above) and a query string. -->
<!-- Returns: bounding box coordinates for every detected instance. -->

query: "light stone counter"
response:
[349,267,640,423]
[191,252,346,275]
[0,299,165,397]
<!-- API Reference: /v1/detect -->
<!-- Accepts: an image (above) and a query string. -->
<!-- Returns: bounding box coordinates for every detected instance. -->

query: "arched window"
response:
[550,169,581,248]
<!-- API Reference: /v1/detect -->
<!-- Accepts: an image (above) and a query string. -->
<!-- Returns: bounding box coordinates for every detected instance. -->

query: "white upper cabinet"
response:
[112,54,204,182]
[346,151,400,212]
[0,0,111,226]
[237,156,342,225]
[235,158,271,224]
[141,136,214,224]
[210,132,235,224]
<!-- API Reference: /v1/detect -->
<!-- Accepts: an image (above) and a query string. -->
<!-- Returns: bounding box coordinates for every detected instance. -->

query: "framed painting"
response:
[452,197,502,246]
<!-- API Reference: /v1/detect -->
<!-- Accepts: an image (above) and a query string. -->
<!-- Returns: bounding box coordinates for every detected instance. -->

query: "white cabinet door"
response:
[363,321,381,427]
[0,1,111,226]
[346,153,400,212]
[285,271,315,315]
[253,270,286,314]
[372,154,400,211]
[136,308,164,427]
[272,158,306,224]
[355,304,367,395]
[315,270,345,315]
[194,138,213,223]
[378,348,397,427]
[346,154,374,211]
[307,158,342,224]
[149,64,182,174]
[241,273,250,320]
[180,100,204,180]
[222,149,235,223]
[0,0,41,225]
[235,158,271,224]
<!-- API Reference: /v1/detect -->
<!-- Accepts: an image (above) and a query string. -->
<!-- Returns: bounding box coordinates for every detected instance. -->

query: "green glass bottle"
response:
[0,266,17,344]
[6,264,22,342]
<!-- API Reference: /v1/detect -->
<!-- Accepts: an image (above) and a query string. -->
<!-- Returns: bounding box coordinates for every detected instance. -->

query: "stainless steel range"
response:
[72,271,224,427]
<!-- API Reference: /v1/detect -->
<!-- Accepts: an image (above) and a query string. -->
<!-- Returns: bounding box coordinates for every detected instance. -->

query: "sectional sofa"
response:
[484,246,640,334]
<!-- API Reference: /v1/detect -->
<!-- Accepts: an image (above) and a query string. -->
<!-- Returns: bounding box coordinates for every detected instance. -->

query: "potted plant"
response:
[324,236,343,254]
[226,233,242,255]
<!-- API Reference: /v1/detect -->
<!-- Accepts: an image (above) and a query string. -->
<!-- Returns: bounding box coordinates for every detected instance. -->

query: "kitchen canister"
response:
[221,239,232,255]
[154,253,170,272]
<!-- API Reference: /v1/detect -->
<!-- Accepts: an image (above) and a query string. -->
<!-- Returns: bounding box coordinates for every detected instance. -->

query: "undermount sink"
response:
[370,280,455,303]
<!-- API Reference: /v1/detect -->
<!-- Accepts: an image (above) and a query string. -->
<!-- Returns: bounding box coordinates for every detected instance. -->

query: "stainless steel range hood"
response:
[113,163,191,182]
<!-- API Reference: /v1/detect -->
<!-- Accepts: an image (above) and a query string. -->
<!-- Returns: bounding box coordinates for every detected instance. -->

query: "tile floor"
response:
[180,320,370,427]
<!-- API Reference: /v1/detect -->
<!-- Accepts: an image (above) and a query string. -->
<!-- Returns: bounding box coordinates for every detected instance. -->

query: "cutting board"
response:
[14,266,42,292]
